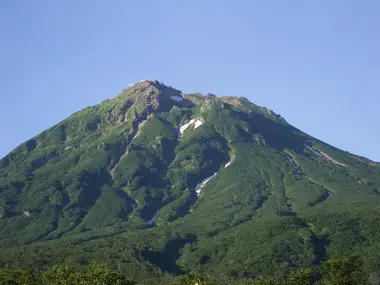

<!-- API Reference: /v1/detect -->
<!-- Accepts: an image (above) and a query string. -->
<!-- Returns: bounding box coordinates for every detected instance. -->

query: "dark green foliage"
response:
[79,186,134,230]
[319,253,365,285]
[0,268,39,285]
[170,273,217,285]
[0,254,371,285]
[83,264,135,285]
[42,264,80,285]
[43,264,135,285]
[285,268,315,285]
[1,81,380,283]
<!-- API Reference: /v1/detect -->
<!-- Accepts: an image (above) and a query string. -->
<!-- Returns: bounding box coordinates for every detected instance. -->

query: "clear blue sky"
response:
[1,1,379,161]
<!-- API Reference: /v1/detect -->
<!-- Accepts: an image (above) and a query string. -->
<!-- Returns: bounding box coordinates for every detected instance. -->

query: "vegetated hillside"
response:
[1,80,380,282]
[0,253,369,285]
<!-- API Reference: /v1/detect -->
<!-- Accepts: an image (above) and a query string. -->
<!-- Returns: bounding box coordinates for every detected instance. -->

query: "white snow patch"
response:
[195,173,217,197]
[224,153,235,169]
[148,216,155,225]
[179,119,203,134]
[132,199,138,210]
[147,210,159,225]
[178,118,204,142]
[179,119,196,135]
[305,144,327,160]
[170,96,183,102]
[193,120,203,129]
[131,119,148,141]
[305,144,347,167]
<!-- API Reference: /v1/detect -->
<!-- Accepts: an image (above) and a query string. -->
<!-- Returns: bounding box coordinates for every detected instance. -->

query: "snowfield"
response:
[170,96,183,102]
[180,119,196,135]
[305,144,347,167]
[193,120,203,129]
[178,119,204,141]
[195,173,217,197]
[305,144,327,160]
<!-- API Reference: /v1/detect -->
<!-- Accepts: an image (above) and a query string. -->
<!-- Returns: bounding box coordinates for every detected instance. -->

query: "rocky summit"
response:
[1,80,380,281]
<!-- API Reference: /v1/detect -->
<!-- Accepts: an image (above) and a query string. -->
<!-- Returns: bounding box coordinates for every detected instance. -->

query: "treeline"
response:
[0,254,376,285]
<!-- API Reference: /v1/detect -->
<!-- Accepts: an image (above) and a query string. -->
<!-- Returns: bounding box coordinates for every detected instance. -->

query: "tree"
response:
[0,268,40,285]
[368,273,380,285]
[42,264,81,285]
[285,268,314,285]
[43,264,135,285]
[234,276,282,285]
[319,253,365,285]
[252,276,282,285]
[83,264,135,285]
[171,273,217,285]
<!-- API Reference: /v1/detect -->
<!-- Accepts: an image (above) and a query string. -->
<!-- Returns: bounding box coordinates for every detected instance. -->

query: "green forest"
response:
[0,254,373,285]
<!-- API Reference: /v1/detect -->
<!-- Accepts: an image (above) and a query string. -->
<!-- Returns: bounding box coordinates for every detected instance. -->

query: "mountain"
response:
[1,80,380,281]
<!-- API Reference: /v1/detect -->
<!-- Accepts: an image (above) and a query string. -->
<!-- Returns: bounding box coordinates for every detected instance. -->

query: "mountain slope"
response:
[1,80,380,281]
